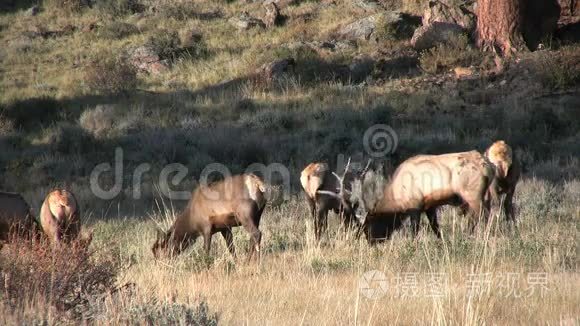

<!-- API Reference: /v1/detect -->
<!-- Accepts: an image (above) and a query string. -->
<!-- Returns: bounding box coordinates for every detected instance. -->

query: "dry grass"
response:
[0,1,579,324]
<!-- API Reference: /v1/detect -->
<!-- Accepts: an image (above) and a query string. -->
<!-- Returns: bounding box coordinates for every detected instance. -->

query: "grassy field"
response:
[1,0,579,324]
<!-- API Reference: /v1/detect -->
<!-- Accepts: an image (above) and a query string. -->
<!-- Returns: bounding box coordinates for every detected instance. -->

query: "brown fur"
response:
[300,163,359,240]
[357,151,494,242]
[152,174,267,261]
[484,141,521,222]
[0,192,35,242]
[39,189,81,244]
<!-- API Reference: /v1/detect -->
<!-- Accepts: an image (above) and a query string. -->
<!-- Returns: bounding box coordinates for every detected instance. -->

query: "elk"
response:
[342,151,495,242]
[0,192,35,242]
[484,140,521,222]
[300,161,368,240]
[39,189,82,244]
[152,173,267,261]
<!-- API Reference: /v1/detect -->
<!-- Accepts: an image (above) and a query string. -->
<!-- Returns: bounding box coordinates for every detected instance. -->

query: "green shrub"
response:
[95,0,144,18]
[97,21,140,40]
[419,35,481,74]
[146,30,206,62]
[43,0,87,13]
[123,300,219,325]
[536,46,580,89]
[84,56,137,94]
[39,122,98,155]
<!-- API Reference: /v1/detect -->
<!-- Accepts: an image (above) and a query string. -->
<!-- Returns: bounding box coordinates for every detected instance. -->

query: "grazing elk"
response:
[342,151,495,242]
[484,141,521,223]
[39,189,82,244]
[152,174,267,261]
[0,192,35,243]
[300,161,367,240]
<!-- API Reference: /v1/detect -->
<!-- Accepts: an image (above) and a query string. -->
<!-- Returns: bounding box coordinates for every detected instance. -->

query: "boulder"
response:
[423,0,476,32]
[411,22,464,51]
[229,12,265,31]
[338,14,380,41]
[557,0,580,26]
[353,0,381,12]
[338,12,420,41]
[128,46,169,75]
[255,58,295,84]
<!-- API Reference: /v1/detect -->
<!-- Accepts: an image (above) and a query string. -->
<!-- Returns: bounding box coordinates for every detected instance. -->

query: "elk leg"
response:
[315,205,328,241]
[306,196,316,220]
[465,199,483,234]
[238,203,262,262]
[221,229,236,258]
[426,208,441,239]
[407,212,421,238]
[202,230,212,256]
[504,189,515,223]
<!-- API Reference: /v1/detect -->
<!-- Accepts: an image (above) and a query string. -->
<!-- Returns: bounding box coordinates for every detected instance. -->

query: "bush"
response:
[79,104,118,138]
[536,46,580,89]
[0,237,119,320]
[84,56,137,94]
[145,30,206,62]
[97,21,140,40]
[39,122,98,155]
[123,300,219,325]
[95,0,144,18]
[419,35,481,74]
[43,0,87,13]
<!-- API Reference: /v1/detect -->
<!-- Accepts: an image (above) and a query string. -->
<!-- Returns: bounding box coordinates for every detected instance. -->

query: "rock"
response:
[264,0,299,8]
[255,58,295,84]
[25,5,39,16]
[557,0,580,26]
[353,0,380,12]
[338,12,420,42]
[128,46,169,75]
[338,14,380,41]
[410,22,464,51]
[229,12,265,31]
[423,0,476,32]
[263,3,282,28]
[283,40,357,55]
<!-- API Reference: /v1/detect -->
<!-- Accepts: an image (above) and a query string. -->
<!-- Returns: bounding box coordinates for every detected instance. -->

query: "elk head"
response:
[349,164,387,224]
[316,158,380,225]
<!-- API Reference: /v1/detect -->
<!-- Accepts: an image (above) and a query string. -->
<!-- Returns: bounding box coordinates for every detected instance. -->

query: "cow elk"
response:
[152,174,267,261]
[0,192,35,243]
[39,189,82,245]
[484,141,521,223]
[300,160,369,240]
[344,151,495,242]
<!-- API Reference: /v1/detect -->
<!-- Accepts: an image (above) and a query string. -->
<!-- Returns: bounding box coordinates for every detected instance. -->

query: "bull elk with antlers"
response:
[300,160,370,240]
[152,173,267,261]
[341,151,495,242]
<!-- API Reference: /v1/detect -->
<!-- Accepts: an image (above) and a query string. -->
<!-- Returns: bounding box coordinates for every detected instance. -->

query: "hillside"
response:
[0,0,579,324]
